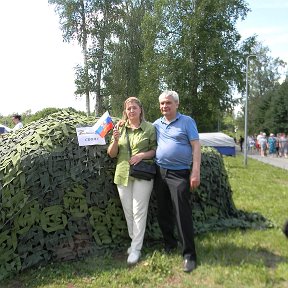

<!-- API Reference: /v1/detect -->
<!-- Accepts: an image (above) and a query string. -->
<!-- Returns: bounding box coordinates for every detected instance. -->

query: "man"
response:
[239,135,244,152]
[12,114,23,131]
[153,90,201,273]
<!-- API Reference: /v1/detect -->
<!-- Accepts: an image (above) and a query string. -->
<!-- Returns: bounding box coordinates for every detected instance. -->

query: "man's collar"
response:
[161,112,181,124]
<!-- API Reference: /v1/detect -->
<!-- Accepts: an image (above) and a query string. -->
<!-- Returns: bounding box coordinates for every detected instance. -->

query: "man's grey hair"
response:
[159,90,179,103]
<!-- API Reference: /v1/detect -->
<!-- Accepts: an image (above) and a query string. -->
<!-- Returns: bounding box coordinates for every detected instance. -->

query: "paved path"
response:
[235,145,288,170]
[247,154,288,171]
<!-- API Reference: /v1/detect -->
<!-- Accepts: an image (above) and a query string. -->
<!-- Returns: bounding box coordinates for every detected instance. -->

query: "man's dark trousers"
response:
[154,166,196,261]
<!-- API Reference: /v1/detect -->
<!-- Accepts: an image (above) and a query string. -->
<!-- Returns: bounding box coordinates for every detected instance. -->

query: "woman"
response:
[279,133,288,158]
[267,133,276,157]
[107,97,156,265]
[259,132,267,157]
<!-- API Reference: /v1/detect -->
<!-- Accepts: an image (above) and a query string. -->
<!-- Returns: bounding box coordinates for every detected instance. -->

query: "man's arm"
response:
[190,140,201,191]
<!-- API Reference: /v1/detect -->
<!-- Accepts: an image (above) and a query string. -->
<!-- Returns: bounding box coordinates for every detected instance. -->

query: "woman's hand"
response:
[129,150,156,165]
[107,127,121,158]
[112,128,121,142]
[129,154,143,165]
[115,120,125,129]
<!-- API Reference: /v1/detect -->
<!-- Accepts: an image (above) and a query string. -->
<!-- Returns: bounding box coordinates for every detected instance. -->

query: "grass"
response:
[1,155,288,288]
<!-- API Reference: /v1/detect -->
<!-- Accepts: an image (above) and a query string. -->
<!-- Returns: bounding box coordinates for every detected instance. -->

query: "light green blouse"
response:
[110,121,157,186]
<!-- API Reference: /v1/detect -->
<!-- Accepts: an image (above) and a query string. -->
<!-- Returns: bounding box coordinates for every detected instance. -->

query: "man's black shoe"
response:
[183,258,197,273]
[283,220,288,238]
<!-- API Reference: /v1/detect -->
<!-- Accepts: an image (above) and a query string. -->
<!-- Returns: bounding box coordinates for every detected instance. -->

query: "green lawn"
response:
[2,155,288,288]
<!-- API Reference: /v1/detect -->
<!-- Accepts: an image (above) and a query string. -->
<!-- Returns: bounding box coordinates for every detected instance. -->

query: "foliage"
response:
[49,0,262,130]
[0,110,271,280]
[49,0,123,116]
[0,108,85,129]
[236,78,288,136]
[253,79,288,134]
[0,110,33,129]
[48,0,92,114]
[1,155,287,288]
[139,0,253,130]
[104,0,152,119]
[24,108,63,123]
[236,42,287,135]
[218,112,237,137]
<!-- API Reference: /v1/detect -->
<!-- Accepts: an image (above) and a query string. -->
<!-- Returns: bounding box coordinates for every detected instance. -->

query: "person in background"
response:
[256,132,263,154]
[107,97,157,265]
[279,133,288,158]
[259,132,267,157]
[248,135,256,154]
[267,133,277,157]
[239,135,244,152]
[153,90,201,273]
[275,133,281,157]
[12,114,23,131]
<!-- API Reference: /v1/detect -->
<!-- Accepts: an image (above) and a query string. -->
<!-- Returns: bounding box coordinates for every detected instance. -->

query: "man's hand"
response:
[190,173,200,191]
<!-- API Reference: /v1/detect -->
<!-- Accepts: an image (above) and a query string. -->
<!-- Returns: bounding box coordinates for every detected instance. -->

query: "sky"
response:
[0,0,287,117]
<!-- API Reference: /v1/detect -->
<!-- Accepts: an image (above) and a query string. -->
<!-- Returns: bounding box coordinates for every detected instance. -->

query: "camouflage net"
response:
[0,109,271,280]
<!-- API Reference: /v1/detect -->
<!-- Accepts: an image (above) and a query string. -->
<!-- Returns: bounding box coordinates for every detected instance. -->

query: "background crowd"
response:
[246,132,288,158]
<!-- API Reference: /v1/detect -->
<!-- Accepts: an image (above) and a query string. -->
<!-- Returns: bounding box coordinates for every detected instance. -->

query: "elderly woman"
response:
[107,97,156,265]
[267,133,277,157]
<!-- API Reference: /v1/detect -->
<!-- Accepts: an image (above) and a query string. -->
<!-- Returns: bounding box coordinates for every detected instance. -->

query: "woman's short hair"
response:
[159,90,179,103]
[122,97,145,122]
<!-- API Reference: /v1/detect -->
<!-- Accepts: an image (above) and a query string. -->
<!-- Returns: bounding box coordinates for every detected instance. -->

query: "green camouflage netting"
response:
[0,109,272,280]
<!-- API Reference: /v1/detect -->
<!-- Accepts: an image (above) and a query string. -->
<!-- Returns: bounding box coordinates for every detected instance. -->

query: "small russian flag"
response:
[93,111,114,138]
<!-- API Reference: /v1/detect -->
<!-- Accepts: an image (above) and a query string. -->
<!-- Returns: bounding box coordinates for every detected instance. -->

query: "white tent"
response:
[199,132,236,156]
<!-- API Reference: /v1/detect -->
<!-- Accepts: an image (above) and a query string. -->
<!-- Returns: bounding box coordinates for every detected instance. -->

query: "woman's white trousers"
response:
[117,178,153,252]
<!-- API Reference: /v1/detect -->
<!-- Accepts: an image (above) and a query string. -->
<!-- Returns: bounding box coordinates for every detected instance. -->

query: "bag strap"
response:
[125,127,132,157]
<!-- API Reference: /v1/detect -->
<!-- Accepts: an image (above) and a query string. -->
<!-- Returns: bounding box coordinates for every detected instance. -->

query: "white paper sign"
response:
[76,127,106,146]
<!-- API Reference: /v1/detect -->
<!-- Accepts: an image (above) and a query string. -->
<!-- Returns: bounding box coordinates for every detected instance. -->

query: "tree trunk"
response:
[80,0,90,116]
[94,35,105,116]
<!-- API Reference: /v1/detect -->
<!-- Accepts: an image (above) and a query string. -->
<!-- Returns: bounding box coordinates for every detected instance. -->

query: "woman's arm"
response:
[129,149,156,165]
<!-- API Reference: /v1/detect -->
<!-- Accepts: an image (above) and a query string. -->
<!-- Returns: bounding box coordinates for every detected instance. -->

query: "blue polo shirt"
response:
[153,113,199,170]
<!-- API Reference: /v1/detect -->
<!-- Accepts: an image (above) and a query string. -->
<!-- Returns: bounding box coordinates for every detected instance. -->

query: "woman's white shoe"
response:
[127,250,141,265]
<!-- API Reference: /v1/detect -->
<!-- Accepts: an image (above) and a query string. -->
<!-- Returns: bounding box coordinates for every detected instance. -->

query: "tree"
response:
[238,42,287,134]
[139,0,252,130]
[253,80,288,134]
[49,0,122,116]
[104,0,153,119]
[49,0,92,115]
[85,0,122,116]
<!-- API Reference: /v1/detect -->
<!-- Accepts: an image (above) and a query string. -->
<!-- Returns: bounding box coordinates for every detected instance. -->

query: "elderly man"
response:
[153,90,201,273]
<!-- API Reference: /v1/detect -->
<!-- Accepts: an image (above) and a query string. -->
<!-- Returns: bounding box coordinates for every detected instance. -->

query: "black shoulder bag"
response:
[125,127,156,181]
